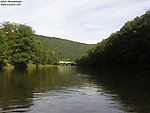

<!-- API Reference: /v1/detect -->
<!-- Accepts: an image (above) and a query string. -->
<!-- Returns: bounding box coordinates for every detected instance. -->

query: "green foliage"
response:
[35,35,95,60]
[0,29,8,67]
[75,10,150,67]
[0,22,58,68]
[31,40,58,66]
[1,22,36,67]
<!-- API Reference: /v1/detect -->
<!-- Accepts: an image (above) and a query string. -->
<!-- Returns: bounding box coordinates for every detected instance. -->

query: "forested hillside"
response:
[75,10,150,67]
[35,35,95,60]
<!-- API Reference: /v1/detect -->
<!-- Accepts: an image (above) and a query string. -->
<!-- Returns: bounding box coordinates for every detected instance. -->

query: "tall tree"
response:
[1,22,35,67]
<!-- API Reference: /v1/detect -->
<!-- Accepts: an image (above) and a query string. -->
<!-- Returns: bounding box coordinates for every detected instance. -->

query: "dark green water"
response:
[0,66,150,113]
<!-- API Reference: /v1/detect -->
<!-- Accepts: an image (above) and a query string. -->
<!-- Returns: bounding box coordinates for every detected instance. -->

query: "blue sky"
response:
[0,0,150,44]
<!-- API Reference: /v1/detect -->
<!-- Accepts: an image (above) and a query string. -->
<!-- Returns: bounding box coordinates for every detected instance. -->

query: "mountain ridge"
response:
[35,35,95,60]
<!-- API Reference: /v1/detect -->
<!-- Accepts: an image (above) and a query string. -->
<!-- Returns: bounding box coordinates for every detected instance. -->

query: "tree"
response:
[1,22,35,68]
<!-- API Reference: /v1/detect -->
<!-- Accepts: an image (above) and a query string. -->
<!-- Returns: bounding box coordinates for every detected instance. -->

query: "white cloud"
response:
[82,24,103,30]
[76,24,103,34]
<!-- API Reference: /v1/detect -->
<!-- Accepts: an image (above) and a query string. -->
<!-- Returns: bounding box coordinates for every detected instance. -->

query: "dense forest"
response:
[75,10,150,67]
[35,35,95,60]
[0,22,58,68]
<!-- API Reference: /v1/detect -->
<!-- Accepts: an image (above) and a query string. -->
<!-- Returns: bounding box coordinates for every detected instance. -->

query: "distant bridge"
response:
[58,61,75,66]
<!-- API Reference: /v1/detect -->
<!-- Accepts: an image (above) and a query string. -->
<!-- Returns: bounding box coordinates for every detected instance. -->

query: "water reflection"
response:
[0,66,150,113]
[78,67,150,113]
[0,68,33,112]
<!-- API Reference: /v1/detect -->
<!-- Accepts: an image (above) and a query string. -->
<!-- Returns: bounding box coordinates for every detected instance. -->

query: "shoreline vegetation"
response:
[1,63,76,70]
[1,63,56,69]
[75,10,150,68]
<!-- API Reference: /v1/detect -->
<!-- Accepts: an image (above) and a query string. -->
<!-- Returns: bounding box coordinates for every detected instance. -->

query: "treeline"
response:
[35,35,95,60]
[0,22,58,68]
[75,10,150,67]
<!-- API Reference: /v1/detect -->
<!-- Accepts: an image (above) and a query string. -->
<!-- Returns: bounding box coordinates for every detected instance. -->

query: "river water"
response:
[0,66,150,113]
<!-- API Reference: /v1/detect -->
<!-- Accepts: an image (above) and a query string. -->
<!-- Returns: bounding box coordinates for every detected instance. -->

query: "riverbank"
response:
[0,63,57,70]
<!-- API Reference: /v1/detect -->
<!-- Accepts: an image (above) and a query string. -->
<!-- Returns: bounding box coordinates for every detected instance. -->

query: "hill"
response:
[75,10,150,67]
[35,35,95,60]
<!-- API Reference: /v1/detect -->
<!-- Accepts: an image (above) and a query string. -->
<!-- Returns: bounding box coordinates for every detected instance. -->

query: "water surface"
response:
[0,66,150,113]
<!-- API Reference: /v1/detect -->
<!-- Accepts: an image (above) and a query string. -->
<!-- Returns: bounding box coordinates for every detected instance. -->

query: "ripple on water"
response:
[0,108,29,113]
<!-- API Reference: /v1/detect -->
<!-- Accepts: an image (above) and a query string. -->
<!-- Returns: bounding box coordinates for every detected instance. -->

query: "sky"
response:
[0,0,150,44]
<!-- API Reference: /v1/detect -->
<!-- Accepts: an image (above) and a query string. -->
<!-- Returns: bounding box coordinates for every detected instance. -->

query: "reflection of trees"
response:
[26,67,90,92]
[0,68,33,111]
[0,67,91,112]
[78,67,150,113]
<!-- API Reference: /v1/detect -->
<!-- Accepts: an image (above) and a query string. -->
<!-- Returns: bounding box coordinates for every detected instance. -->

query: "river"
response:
[0,66,150,113]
